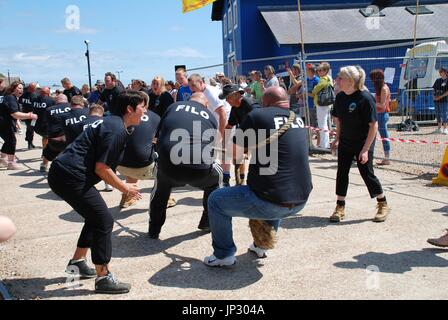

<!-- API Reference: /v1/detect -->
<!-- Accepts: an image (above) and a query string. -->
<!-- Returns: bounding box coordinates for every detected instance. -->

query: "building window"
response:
[406,6,434,15]
[223,13,227,38]
[233,0,238,30]
[359,7,385,17]
[228,7,233,34]
[404,58,429,80]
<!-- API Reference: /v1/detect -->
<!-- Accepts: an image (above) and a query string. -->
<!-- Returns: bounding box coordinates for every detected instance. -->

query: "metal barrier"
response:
[399,88,437,124]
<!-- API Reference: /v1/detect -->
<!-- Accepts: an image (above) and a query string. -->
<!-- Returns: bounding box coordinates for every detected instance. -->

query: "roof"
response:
[260,3,448,45]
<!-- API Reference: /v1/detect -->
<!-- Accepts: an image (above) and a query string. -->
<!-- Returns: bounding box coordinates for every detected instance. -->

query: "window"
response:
[435,55,448,71]
[404,58,429,80]
[233,0,238,29]
[359,7,385,17]
[223,13,227,38]
[406,6,434,15]
[228,7,233,34]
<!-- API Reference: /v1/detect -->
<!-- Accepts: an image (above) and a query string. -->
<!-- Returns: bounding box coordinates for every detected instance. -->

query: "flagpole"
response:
[412,0,420,56]
[229,0,237,82]
[297,0,305,56]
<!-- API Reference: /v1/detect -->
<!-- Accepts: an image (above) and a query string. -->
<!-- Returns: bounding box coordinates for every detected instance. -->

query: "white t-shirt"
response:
[265,76,280,88]
[204,85,231,124]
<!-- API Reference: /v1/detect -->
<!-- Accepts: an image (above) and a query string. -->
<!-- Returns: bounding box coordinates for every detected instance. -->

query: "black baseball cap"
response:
[219,84,244,100]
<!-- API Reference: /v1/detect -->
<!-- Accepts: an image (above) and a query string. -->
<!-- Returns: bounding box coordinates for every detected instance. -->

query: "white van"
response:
[399,40,448,119]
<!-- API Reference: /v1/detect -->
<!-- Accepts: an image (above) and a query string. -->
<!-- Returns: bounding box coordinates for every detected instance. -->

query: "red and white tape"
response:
[306,126,448,145]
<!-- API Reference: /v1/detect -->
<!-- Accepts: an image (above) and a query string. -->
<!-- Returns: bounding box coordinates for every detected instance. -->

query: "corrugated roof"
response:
[260,4,448,45]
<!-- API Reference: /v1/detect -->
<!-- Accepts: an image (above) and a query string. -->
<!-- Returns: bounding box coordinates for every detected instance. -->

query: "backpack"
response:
[317,85,336,106]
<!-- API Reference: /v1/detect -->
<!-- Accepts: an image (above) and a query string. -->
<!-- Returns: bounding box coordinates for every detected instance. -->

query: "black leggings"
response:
[48,163,114,265]
[149,162,221,233]
[0,126,17,155]
[336,145,383,198]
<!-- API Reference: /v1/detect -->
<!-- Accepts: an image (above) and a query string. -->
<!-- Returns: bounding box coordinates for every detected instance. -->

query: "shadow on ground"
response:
[433,206,448,217]
[148,251,263,290]
[281,215,371,229]
[334,248,448,274]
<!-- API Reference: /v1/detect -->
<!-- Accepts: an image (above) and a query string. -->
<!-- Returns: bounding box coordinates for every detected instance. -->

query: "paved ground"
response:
[0,137,447,300]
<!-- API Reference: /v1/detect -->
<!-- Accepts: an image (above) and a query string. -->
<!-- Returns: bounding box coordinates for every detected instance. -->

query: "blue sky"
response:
[0,0,223,87]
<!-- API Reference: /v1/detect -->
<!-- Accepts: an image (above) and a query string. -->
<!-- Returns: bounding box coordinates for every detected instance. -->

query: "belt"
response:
[255,192,300,209]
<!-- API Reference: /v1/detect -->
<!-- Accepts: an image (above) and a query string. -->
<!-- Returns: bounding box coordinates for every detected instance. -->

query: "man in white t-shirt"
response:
[188,74,232,186]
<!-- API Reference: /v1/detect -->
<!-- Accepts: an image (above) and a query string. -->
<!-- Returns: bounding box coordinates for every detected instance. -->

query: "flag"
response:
[183,0,218,14]
[371,0,404,10]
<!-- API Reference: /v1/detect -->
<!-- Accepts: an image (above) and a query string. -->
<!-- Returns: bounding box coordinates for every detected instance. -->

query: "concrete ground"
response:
[0,137,447,300]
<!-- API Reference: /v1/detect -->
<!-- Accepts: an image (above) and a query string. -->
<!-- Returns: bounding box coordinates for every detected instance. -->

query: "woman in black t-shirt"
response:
[0,82,38,170]
[330,66,390,223]
[148,76,174,117]
[432,67,448,134]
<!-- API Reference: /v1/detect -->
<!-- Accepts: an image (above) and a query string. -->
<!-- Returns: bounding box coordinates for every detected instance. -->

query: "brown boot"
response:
[330,205,345,222]
[167,198,177,208]
[119,194,137,209]
[373,201,390,223]
[427,230,448,248]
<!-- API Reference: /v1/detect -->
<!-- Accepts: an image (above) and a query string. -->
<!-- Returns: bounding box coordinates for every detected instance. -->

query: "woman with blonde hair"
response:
[149,76,174,117]
[330,66,390,223]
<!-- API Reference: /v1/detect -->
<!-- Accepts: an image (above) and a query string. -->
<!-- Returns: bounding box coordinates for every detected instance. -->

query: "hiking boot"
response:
[28,143,36,149]
[203,254,236,267]
[427,230,448,248]
[166,197,177,209]
[248,243,268,258]
[198,213,210,232]
[330,205,345,222]
[95,273,131,294]
[373,202,390,223]
[7,162,23,170]
[66,259,96,279]
[119,194,137,209]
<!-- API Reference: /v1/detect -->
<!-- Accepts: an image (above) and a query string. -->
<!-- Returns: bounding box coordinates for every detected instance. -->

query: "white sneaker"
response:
[0,158,8,168]
[104,183,113,192]
[444,128,448,135]
[203,254,236,267]
[7,162,23,170]
[248,243,268,258]
[434,128,443,134]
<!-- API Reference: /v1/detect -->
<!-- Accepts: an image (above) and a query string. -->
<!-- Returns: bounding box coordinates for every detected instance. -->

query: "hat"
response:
[219,84,244,100]
[95,80,104,86]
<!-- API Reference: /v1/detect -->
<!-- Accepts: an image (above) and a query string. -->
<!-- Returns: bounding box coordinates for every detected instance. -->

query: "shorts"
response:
[43,139,67,161]
[435,102,448,124]
[117,163,155,180]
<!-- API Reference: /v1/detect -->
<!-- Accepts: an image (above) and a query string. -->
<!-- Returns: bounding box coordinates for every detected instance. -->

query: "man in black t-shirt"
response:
[203,87,312,267]
[61,78,82,102]
[220,84,259,185]
[64,104,104,145]
[19,82,38,149]
[148,92,222,239]
[98,72,123,115]
[433,67,448,134]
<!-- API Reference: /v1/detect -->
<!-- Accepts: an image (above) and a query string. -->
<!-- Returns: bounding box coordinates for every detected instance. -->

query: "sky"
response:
[0,0,223,88]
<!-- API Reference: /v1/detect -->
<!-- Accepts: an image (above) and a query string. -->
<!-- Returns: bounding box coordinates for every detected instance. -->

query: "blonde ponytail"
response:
[339,65,367,91]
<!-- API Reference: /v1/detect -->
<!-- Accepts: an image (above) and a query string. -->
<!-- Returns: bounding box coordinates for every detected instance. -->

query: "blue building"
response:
[211,0,448,93]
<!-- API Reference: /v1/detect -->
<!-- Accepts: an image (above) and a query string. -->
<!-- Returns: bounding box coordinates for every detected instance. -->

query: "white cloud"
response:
[53,27,100,35]
[169,26,185,33]
[162,47,208,59]
[13,53,51,62]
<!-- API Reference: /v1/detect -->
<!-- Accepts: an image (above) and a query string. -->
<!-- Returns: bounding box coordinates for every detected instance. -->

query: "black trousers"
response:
[48,163,114,265]
[0,126,17,155]
[24,120,34,143]
[149,162,222,233]
[336,144,383,199]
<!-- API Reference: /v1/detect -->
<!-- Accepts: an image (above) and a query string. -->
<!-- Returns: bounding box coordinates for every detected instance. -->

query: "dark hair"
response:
[370,69,385,97]
[115,90,145,116]
[5,81,22,95]
[105,72,117,82]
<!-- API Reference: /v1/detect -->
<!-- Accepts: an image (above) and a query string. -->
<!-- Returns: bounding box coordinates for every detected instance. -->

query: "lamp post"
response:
[84,40,92,92]
[7,69,11,85]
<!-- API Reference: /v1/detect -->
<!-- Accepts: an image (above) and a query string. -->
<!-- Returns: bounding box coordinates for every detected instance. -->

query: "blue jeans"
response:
[435,102,448,124]
[377,112,391,154]
[208,186,306,259]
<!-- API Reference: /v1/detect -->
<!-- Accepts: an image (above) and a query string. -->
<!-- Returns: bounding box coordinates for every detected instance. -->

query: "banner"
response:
[183,0,218,14]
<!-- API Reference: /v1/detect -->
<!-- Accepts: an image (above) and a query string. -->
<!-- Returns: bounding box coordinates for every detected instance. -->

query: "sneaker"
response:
[248,243,268,258]
[373,201,390,223]
[203,254,236,267]
[119,194,137,209]
[95,273,131,294]
[330,205,345,222]
[66,259,96,279]
[377,159,391,166]
[444,129,448,135]
[427,230,448,248]
[198,213,210,232]
[7,162,23,170]
[0,158,8,168]
[166,197,177,209]
[39,163,48,173]
[104,183,113,192]
[434,128,443,134]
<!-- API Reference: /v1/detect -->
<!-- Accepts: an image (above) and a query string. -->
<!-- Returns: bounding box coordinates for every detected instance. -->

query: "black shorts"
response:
[43,139,67,161]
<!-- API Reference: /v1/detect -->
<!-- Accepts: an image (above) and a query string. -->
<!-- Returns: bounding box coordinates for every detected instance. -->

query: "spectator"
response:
[61,78,82,102]
[263,65,280,90]
[98,72,124,115]
[148,76,174,117]
[370,69,392,165]
[305,64,320,143]
[88,80,104,105]
[81,84,90,99]
[432,66,448,135]
[0,78,6,96]
[238,76,248,90]
[246,71,263,103]
[175,68,192,102]
[312,62,333,149]
[166,80,178,101]
[287,64,303,115]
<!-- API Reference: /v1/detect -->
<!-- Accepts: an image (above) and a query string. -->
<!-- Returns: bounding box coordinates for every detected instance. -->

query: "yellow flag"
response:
[183,0,217,14]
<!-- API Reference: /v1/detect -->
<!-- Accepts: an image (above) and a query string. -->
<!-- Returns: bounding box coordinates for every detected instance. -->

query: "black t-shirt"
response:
[62,107,90,139]
[433,78,448,103]
[228,97,259,128]
[235,107,312,206]
[65,115,103,145]
[46,103,72,138]
[53,115,131,186]
[149,91,174,118]
[120,110,161,168]
[19,91,38,113]
[100,86,123,115]
[331,90,377,150]
[0,95,20,129]
[63,86,82,103]
[157,101,218,171]
[32,96,55,135]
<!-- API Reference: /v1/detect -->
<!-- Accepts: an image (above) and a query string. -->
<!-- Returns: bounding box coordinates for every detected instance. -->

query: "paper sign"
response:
[384,67,395,84]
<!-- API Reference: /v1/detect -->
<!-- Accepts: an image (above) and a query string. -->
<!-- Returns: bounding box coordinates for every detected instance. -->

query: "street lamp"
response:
[84,40,92,92]
[116,70,124,80]
[7,69,11,85]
